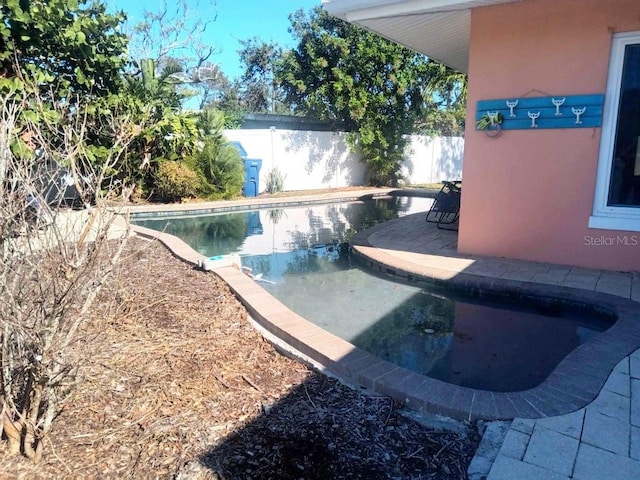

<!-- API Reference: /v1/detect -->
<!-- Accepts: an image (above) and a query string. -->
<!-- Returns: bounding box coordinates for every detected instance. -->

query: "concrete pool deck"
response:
[128,191,640,480]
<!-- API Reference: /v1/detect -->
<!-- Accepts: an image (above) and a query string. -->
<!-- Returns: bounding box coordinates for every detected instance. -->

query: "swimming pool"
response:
[133,196,616,392]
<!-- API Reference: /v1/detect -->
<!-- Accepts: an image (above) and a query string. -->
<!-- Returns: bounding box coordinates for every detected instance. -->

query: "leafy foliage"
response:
[112,1,244,198]
[0,0,255,204]
[0,0,130,169]
[199,38,289,122]
[0,0,139,201]
[237,38,288,114]
[198,73,245,128]
[416,62,467,136]
[190,109,244,199]
[154,160,200,202]
[278,7,466,185]
[116,57,201,196]
[415,105,466,137]
[196,143,244,199]
[0,0,128,100]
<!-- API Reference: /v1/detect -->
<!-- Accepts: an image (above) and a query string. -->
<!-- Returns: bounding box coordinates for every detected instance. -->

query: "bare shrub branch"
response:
[0,93,133,461]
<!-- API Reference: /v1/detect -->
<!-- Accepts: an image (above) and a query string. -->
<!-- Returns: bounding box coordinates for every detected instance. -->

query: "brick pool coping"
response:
[122,187,437,219]
[130,204,640,423]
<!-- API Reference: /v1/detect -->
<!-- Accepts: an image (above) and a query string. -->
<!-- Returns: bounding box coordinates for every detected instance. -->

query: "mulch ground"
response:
[0,237,480,479]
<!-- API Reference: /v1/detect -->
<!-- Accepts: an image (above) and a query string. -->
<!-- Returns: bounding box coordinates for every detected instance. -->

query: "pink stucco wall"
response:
[459,0,640,271]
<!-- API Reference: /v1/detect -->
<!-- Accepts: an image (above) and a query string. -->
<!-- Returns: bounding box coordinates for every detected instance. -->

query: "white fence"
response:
[223,129,464,192]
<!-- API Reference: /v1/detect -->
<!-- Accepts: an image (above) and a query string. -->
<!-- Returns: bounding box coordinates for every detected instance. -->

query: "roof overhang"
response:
[322,0,522,73]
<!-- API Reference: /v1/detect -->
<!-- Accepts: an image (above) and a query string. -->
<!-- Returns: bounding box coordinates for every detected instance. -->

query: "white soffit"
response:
[359,10,471,72]
[323,0,518,19]
[323,0,521,73]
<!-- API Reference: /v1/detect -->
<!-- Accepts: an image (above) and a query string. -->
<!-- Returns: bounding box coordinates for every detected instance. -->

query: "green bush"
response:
[186,108,245,199]
[194,142,244,199]
[154,161,200,202]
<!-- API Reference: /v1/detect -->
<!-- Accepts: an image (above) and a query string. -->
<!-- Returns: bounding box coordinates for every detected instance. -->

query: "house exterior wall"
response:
[459,0,640,271]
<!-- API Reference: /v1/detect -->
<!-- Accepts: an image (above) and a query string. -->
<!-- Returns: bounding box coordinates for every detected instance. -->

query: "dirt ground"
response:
[0,235,479,479]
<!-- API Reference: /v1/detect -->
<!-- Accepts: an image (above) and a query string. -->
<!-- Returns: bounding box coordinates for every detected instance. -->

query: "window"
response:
[590,31,640,232]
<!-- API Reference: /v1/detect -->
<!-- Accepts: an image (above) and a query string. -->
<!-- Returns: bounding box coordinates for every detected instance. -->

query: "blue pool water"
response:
[133,197,615,392]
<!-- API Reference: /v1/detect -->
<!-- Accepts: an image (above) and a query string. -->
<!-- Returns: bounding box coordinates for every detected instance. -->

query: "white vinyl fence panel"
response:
[223,129,464,192]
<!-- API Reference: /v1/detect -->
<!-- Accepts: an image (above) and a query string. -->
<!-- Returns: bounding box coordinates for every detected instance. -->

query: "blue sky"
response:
[104,0,320,80]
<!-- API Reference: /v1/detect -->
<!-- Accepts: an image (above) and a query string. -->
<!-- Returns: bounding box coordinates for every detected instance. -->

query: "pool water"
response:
[263,269,613,391]
[133,197,615,392]
[133,196,432,260]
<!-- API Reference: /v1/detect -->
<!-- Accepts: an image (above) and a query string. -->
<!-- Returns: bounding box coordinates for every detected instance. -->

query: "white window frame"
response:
[590,31,640,232]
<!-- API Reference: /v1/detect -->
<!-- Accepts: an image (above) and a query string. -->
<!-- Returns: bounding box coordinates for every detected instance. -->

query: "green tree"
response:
[196,63,245,127]
[0,0,133,198]
[214,80,245,128]
[0,0,128,100]
[193,62,230,109]
[416,62,467,136]
[114,0,239,199]
[278,7,462,185]
[237,37,287,114]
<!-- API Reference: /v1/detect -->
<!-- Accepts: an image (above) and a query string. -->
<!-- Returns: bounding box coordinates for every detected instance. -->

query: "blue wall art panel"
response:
[476,94,604,130]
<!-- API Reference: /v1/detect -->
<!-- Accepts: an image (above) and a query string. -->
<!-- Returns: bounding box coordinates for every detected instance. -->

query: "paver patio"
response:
[348,211,640,480]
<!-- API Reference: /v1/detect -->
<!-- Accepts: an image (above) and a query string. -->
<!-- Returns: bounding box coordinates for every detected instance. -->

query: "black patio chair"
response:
[426,180,462,230]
